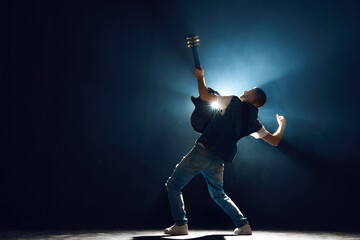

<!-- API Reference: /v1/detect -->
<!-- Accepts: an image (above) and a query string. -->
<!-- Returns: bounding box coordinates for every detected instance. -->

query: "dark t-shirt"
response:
[197,96,262,162]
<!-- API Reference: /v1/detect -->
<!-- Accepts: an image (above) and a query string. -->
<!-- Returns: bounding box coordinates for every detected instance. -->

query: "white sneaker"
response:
[164,223,189,235]
[234,224,252,235]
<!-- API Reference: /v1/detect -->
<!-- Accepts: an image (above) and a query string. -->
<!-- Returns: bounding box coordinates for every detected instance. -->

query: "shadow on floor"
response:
[133,234,234,240]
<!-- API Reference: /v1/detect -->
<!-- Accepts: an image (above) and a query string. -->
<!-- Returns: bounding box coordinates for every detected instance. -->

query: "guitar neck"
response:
[192,47,201,70]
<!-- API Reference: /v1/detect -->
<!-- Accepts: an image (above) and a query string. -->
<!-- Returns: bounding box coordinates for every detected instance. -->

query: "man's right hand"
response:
[276,114,286,127]
[261,114,286,146]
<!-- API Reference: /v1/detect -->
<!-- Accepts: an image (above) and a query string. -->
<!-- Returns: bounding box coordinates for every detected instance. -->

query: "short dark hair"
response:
[253,87,267,108]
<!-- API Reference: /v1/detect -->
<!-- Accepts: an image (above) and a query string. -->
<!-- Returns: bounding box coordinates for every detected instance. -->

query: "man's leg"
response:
[201,163,249,228]
[166,147,199,226]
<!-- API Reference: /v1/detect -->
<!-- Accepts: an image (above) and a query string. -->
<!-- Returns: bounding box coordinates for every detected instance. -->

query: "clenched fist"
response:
[276,114,286,127]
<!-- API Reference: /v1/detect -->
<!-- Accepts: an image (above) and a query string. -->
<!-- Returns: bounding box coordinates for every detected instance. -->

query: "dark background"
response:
[2,0,360,231]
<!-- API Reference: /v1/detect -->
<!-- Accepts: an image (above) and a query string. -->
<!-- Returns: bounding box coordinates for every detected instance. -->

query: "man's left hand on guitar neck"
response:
[194,66,217,103]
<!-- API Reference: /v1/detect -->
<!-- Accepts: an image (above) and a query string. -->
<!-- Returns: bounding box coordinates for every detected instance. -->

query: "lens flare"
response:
[211,101,220,109]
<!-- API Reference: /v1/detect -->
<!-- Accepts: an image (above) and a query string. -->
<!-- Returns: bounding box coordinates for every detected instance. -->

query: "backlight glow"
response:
[211,101,220,109]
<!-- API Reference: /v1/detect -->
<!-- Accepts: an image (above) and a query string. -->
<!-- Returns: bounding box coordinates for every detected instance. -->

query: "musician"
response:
[164,66,286,235]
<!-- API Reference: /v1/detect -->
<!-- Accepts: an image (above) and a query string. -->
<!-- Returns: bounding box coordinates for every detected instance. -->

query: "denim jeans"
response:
[166,144,248,227]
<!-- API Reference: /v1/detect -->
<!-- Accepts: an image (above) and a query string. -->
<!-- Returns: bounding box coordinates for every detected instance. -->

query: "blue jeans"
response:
[166,144,248,227]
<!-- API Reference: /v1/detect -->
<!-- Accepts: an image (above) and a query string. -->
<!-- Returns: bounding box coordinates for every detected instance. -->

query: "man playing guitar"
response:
[164,65,287,235]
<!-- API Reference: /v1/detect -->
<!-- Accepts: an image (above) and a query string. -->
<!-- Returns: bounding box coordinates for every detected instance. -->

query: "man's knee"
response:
[165,177,180,192]
[209,190,228,202]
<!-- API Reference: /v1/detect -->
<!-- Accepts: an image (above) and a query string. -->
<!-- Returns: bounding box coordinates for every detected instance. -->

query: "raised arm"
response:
[193,66,217,103]
[261,114,287,146]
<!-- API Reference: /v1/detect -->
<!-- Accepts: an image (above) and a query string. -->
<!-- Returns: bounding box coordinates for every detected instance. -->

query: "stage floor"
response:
[0,230,359,240]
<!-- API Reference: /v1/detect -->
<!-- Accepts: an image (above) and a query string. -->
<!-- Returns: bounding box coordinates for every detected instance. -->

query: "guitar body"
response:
[187,33,220,133]
[190,88,221,133]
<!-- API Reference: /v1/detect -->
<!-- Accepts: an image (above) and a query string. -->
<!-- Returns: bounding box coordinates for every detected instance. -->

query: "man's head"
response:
[239,87,267,108]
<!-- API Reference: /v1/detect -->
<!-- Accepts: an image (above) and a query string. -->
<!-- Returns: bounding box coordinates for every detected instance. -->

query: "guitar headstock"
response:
[186,33,200,48]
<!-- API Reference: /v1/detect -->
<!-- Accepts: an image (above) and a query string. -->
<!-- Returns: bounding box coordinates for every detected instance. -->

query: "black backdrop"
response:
[2,0,360,231]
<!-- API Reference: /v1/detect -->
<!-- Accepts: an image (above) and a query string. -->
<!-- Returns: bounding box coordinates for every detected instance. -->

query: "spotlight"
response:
[211,101,220,109]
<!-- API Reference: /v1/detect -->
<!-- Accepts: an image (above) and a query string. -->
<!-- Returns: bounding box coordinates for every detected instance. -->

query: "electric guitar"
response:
[186,33,221,133]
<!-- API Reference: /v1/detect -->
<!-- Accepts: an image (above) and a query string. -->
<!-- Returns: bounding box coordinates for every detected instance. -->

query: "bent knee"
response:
[165,177,181,192]
[210,190,227,201]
